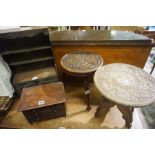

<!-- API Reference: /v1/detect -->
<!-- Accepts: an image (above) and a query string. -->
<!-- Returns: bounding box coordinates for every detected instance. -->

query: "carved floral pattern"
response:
[61,51,103,73]
[94,63,155,107]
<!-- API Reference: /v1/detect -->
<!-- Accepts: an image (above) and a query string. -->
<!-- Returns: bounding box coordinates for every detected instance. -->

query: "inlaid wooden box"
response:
[17,82,66,123]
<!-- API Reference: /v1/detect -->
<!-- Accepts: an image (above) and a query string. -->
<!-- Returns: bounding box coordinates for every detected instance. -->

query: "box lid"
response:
[17,82,66,111]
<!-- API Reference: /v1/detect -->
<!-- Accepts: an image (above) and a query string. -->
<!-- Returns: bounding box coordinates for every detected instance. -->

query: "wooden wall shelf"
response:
[0,28,59,95]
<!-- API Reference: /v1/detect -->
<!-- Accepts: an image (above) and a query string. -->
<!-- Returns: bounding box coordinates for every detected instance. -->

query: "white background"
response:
[0,0,155,155]
[0,0,155,25]
[0,130,155,155]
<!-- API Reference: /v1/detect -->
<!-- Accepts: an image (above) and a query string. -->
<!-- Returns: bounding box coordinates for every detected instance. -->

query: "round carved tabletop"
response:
[60,51,103,74]
[94,63,155,107]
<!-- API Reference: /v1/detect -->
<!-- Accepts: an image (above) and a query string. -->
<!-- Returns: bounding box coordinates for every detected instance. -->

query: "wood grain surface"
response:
[18,82,66,111]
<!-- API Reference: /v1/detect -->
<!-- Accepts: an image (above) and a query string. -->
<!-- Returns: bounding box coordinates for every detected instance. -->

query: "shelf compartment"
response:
[11,59,54,73]
[9,57,54,66]
[1,45,51,55]
[13,67,59,95]
[4,48,53,64]
[13,67,58,84]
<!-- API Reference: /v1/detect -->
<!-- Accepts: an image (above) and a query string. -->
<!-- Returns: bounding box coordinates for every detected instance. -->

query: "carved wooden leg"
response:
[95,97,106,117]
[117,105,134,129]
[130,107,134,123]
[95,97,115,118]
[84,77,91,110]
[150,61,155,74]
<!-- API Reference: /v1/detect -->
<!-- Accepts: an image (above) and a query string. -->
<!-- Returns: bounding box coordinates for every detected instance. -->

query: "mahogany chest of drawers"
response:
[17,82,66,124]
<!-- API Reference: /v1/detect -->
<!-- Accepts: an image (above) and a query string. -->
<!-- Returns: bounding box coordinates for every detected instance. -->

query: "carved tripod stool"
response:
[60,51,103,110]
[94,63,155,128]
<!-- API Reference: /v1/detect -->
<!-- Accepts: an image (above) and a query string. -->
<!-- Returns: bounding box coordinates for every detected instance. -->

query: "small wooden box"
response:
[17,82,66,123]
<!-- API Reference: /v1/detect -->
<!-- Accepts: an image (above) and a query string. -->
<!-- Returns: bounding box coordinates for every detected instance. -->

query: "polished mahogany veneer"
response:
[18,82,66,123]
[50,30,153,79]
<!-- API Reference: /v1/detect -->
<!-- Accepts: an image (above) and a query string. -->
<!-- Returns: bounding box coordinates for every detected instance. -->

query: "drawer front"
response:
[24,103,66,122]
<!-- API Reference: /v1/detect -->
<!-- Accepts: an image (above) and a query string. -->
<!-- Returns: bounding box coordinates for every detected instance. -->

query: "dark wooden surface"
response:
[50,30,152,45]
[0,28,50,51]
[23,103,66,123]
[18,82,66,111]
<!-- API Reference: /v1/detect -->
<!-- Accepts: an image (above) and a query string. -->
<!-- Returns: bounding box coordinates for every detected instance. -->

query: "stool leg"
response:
[95,97,114,117]
[150,62,155,74]
[84,77,91,110]
[117,105,134,129]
